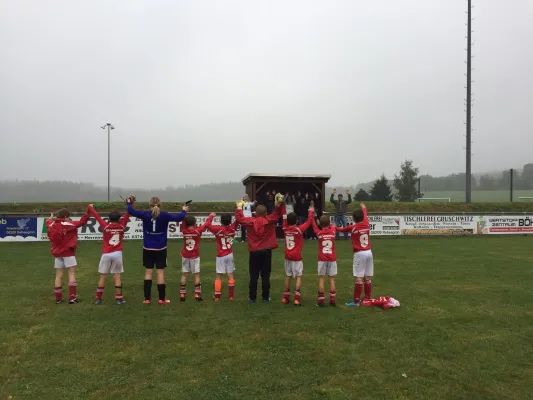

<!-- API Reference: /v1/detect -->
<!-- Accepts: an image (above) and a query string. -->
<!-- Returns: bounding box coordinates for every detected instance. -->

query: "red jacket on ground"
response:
[236,205,282,252]
[46,213,90,257]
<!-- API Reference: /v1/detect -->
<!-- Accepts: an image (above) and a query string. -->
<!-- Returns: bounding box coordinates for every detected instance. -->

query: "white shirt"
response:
[243,201,254,217]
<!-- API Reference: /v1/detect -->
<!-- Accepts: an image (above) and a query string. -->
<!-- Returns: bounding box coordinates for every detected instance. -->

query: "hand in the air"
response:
[182,205,189,212]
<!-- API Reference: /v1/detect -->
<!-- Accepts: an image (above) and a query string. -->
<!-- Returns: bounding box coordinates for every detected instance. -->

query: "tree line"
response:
[2,162,531,203]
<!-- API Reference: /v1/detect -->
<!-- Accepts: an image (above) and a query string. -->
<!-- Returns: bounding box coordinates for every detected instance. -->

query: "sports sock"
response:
[364,280,372,299]
[317,291,325,304]
[144,279,152,301]
[228,279,235,299]
[194,284,202,298]
[96,286,104,300]
[294,289,301,303]
[68,281,77,300]
[180,284,187,297]
[354,282,363,302]
[214,279,222,300]
[55,286,63,302]
[283,291,291,302]
[329,290,336,304]
[157,284,166,301]
[115,286,123,301]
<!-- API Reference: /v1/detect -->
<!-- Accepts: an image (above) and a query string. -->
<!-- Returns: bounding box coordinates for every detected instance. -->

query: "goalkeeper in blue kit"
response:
[126,195,188,304]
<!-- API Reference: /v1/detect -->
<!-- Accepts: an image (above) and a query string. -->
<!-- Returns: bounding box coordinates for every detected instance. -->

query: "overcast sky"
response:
[1,0,532,188]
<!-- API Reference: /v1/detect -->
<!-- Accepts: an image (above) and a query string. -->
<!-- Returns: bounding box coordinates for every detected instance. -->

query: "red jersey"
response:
[235,205,281,252]
[282,209,314,261]
[207,219,238,257]
[180,214,214,259]
[338,206,372,252]
[311,218,337,262]
[88,205,130,254]
[46,214,90,257]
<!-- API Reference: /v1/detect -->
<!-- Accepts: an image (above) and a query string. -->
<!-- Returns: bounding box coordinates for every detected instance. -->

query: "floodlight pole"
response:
[101,123,115,202]
[465,0,473,203]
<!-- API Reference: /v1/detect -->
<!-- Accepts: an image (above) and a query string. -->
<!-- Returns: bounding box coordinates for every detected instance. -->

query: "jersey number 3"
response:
[185,239,195,251]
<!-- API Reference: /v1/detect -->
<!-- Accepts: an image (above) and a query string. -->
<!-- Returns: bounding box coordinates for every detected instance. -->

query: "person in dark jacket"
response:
[330,189,352,239]
[236,199,282,303]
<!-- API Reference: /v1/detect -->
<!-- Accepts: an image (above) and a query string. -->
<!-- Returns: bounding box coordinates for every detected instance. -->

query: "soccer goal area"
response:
[416,197,451,203]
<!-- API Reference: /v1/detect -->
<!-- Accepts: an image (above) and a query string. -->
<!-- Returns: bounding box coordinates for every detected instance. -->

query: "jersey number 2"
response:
[322,240,333,254]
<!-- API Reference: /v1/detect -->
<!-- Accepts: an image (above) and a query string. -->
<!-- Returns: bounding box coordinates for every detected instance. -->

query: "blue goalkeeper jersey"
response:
[127,203,186,250]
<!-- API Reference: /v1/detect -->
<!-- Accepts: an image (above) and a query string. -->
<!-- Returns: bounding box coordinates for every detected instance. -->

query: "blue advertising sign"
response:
[0,217,38,239]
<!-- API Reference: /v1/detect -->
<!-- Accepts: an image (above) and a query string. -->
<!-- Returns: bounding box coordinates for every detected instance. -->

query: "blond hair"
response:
[150,197,161,219]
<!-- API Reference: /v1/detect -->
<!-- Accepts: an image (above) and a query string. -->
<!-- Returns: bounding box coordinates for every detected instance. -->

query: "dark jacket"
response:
[330,193,352,215]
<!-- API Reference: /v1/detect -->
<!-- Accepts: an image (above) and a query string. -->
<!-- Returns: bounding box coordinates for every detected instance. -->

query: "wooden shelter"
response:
[241,173,331,213]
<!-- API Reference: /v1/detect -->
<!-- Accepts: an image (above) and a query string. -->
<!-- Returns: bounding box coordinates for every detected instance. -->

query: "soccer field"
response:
[1,238,533,400]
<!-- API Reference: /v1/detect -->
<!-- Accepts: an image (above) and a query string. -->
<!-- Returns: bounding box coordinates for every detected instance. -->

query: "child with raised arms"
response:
[46,207,90,304]
[206,213,238,301]
[281,203,314,306]
[179,213,215,302]
[88,204,130,305]
[127,195,188,304]
[337,203,374,306]
[311,215,338,307]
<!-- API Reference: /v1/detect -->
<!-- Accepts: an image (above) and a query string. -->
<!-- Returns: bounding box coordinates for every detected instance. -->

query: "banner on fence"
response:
[0,217,39,241]
[0,214,530,242]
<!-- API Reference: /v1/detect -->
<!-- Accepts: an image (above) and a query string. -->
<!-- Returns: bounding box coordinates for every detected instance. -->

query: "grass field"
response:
[423,190,533,202]
[1,237,533,400]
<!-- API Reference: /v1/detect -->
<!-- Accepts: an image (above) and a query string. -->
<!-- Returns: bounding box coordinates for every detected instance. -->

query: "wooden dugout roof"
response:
[242,173,331,211]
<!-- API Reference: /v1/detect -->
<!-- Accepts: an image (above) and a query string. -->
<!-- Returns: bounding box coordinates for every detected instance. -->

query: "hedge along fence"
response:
[1,201,533,215]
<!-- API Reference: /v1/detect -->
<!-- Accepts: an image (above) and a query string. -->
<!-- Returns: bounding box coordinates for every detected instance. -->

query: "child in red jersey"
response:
[88,204,130,305]
[337,203,374,306]
[281,204,314,306]
[206,213,238,301]
[46,207,90,304]
[180,213,215,301]
[311,215,338,307]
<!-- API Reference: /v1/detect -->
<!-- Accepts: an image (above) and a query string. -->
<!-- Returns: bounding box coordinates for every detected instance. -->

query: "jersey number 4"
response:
[109,234,120,246]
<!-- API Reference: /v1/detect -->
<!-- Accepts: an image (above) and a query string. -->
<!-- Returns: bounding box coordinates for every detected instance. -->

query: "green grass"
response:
[3,200,533,214]
[423,190,533,202]
[1,237,533,399]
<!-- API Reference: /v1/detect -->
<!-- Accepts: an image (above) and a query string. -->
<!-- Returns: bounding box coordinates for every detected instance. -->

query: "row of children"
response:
[46,194,374,307]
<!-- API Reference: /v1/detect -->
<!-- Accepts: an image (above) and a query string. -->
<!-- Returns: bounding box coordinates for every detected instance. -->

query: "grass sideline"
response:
[2,201,533,214]
[1,237,533,399]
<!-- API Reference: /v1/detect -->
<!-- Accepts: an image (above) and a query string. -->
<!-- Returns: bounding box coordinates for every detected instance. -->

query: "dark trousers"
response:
[249,249,272,301]
[241,226,247,242]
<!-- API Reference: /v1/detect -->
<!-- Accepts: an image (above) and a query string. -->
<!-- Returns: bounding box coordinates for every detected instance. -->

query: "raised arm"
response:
[71,209,90,228]
[88,205,108,228]
[346,190,352,205]
[330,193,338,205]
[299,208,315,232]
[281,203,288,229]
[361,203,368,223]
[120,212,130,228]
[197,213,215,233]
[127,201,145,218]
[235,205,255,227]
[266,202,282,224]
[311,216,321,235]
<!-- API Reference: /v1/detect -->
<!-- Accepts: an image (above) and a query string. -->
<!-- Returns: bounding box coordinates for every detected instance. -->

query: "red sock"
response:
[354,282,363,302]
[294,290,301,303]
[364,280,372,299]
[317,292,325,304]
[68,282,77,300]
[115,293,123,301]
[194,284,202,298]
[329,290,336,304]
[283,291,291,301]
[228,280,235,299]
[96,286,104,300]
[55,286,63,302]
